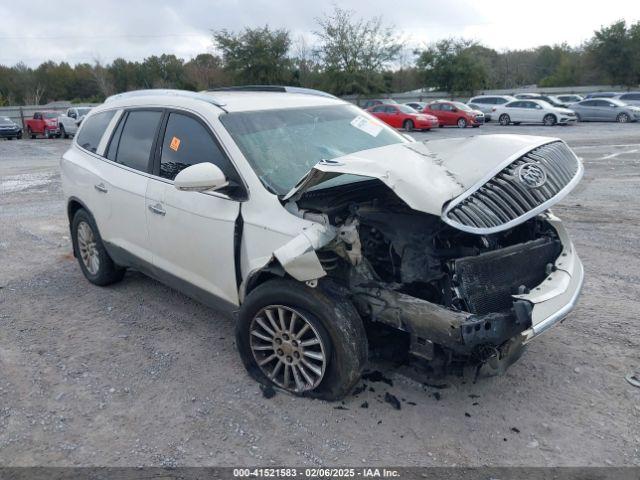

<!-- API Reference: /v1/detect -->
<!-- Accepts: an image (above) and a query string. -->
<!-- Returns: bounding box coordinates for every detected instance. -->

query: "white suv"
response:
[61,88,584,399]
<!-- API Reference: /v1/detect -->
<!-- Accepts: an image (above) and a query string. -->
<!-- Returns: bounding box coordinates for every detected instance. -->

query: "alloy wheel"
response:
[249,305,327,393]
[617,113,629,123]
[77,221,100,275]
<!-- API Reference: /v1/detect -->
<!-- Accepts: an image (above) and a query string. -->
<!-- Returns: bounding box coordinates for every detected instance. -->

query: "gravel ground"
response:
[0,122,639,467]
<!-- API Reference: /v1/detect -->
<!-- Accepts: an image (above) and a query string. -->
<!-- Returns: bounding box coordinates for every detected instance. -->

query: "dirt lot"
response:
[1,122,639,467]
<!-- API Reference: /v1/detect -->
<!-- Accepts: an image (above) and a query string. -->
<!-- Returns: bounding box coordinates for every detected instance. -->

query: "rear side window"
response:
[76,110,116,153]
[158,112,239,184]
[371,106,386,113]
[110,110,162,172]
[621,93,640,100]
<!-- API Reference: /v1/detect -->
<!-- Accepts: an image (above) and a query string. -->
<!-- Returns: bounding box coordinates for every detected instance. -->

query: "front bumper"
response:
[559,117,577,124]
[0,129,21,138]
[515,214,584,342]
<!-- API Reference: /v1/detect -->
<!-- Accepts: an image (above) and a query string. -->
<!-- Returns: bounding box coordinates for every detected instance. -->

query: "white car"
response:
[58,114,80,138]
[494,99,577,126]
[61,88,584,399]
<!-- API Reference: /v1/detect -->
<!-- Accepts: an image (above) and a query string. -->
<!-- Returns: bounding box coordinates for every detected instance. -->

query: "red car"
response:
[423,101,485,128]
[366,104,439,131]
[25,111,61,139]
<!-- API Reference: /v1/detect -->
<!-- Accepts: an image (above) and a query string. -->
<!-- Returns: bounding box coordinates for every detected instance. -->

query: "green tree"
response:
[213,26,292,84]
[415,39,488,94]
[314,6,402,95]
[587,20,636,86]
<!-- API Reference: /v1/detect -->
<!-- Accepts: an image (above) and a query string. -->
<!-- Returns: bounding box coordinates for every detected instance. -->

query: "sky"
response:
[1,0,638,67]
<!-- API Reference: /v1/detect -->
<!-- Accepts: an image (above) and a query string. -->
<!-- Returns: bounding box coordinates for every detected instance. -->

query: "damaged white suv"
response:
[61,88,584,400]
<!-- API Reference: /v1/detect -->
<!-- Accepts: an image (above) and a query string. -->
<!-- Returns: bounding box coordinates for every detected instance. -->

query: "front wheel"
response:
[457,117,467,128]
[71,209,125,286]
[617,113,630,123]
[403,119,414,131]
[236,279,368,400]
[499,114,510,126]
[60,125,68,139]
[543,114,557,126]
[28,127,36,139]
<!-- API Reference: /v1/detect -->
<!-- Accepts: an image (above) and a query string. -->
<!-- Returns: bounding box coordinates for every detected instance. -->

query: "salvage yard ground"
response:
[0,122,639,467]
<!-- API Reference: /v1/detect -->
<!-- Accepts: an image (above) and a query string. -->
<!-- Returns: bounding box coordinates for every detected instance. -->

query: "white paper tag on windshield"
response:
[350,115,383,137]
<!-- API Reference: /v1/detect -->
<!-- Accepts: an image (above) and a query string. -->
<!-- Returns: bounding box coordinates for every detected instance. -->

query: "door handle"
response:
[94,183,108,193]
[148,203,166,216]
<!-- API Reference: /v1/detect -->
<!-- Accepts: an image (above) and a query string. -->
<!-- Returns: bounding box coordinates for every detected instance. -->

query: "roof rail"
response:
[104,89,226,107]
[206,85,337,99]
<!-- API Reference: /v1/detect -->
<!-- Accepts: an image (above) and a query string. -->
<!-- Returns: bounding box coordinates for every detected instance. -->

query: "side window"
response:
[76,110,116,154]
[593,100,608,107]
[440,104,452,111]
[428,103,440,111]
[34,113,42,119]
[581,100,595,106]
[112,110,162,172]
[507,101,520,108]
[384,106,397,113]
[159,112,240,185]
[371,106,386,113]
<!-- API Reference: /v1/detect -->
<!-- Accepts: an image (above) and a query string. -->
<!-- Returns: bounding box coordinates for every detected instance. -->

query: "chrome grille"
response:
[443,141,581,233]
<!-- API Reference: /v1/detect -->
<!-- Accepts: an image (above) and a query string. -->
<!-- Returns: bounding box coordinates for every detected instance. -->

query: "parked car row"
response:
[366,100,485,130]
[27,108,93,139]
[467,92,640,125]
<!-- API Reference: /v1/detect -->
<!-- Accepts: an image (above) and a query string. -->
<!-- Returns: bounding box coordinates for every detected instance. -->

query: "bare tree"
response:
[92,59,114,97]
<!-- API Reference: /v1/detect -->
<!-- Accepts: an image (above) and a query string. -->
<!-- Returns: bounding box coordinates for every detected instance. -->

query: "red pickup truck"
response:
[25,111,61,139]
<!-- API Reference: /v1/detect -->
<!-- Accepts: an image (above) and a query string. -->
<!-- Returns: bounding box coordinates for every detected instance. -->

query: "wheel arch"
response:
[67,197,91,258]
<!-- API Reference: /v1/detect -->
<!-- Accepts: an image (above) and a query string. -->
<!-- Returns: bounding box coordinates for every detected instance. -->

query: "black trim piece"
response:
[103,242,237,314]
[233,204,244,291]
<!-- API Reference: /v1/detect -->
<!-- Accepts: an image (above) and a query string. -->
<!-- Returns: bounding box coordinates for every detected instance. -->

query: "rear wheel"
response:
[543,114,557,126]
[499,114,510,126]
[236,279,368,400]
[60,124,68,139]
[403,119,414,131]
[616,113,630,123]
[71,209,125,286]
[28,127,35,139]
[457,117,467,128]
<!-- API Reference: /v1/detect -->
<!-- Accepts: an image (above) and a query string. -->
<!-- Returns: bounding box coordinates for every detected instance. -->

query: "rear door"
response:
[100,109,163,263]
[145,110,245,306]
[506,101,527,122]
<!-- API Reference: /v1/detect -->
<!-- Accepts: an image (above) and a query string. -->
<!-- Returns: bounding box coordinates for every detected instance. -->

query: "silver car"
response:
[556,94,584,105]
[571,98,640,122]
[613,92,640,107]
[467,95,516,121]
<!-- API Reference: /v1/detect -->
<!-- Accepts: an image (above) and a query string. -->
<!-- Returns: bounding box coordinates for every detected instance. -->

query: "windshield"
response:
[453,102,472,111]
[0,117,12,125]
[43,112,58,119]
[220,104,406,195]
[77,108,91,116]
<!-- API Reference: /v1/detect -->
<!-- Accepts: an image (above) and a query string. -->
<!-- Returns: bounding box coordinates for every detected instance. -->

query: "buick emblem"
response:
[517,162,547,188]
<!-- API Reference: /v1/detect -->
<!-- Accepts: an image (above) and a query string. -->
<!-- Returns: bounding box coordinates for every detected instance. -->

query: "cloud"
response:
[0,0,637,66]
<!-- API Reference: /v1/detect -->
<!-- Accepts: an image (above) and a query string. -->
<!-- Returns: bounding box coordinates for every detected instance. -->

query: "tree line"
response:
[0,8,638,106]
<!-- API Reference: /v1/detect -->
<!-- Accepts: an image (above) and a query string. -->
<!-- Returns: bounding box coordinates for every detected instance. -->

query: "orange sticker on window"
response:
[169,136,181,151]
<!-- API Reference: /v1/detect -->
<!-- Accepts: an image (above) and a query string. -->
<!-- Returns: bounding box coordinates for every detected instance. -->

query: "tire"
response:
[575,113,581,122]
[71,209,125,286]
[236,278,368,401]
[543,114,557,126]
[499,114,510,126]
[28,127,36,139]
[616,113,630,123]
[403,119,414,131]
[60,124,69,139]
[457,117,467,128]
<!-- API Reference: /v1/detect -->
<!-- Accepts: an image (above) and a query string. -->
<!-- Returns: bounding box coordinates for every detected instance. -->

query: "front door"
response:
[145,111,244,306]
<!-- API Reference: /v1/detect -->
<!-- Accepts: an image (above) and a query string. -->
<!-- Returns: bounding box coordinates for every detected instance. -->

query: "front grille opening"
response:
[445,141,580,232]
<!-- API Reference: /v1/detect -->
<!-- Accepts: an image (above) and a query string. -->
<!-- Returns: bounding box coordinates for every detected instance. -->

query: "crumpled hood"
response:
[285,134,559,216]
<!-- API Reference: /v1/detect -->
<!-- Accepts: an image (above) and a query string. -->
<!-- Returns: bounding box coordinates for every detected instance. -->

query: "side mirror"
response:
[69,113,76,119]
[174,163,228,192]
[451,107,458,112]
